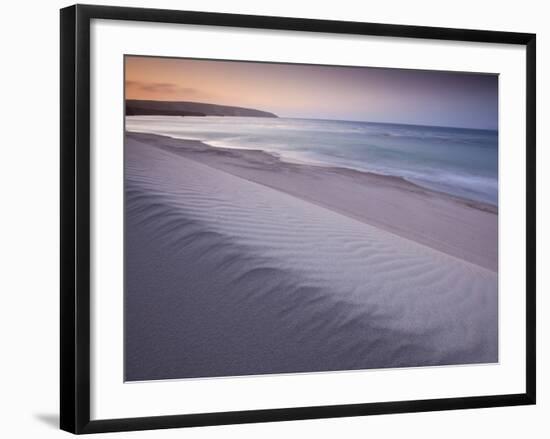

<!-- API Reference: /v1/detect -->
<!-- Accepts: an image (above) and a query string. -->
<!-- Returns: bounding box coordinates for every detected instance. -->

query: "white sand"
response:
[128,132,498,271]
[125,133,498,381]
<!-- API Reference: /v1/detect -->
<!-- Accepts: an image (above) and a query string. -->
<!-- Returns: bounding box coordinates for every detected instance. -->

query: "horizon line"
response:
[125,98,498,131]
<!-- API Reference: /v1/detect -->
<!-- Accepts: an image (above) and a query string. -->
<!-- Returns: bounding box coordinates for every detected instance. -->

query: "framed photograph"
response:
[60,4,536,434]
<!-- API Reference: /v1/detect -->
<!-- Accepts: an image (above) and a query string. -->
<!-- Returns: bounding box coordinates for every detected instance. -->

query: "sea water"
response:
[126,116,498,205]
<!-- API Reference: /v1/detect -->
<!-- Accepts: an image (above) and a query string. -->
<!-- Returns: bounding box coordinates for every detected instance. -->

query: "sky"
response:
[125,56,498,130]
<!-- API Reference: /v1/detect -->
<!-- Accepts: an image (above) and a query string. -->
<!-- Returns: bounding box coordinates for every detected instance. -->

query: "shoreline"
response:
[126,130,497,213]
[125,115,498,208]
[126,131,498,271]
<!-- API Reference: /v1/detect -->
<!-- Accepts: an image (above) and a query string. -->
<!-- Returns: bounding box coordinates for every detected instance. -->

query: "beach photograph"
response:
[124,55,499,382]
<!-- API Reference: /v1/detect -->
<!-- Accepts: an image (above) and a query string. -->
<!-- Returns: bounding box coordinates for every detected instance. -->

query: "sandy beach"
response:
[124,131,498,381]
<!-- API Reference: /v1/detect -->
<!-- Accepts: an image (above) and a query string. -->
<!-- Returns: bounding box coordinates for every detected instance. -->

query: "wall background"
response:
[0,0,546,437]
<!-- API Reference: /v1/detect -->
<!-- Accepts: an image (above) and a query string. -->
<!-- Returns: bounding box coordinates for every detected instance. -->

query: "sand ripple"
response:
[125,137,498,381]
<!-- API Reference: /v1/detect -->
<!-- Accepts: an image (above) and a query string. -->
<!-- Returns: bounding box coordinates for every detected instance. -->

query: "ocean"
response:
[126,116,498,205]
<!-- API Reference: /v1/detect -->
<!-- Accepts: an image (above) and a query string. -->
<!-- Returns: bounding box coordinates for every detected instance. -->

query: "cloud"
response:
[125,80,202,96]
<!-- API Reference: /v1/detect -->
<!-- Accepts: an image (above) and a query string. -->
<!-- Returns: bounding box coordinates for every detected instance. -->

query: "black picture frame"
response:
[60,4,536,434]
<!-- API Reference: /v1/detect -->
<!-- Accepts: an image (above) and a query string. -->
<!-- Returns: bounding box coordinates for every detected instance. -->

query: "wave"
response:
[126,115,498,205]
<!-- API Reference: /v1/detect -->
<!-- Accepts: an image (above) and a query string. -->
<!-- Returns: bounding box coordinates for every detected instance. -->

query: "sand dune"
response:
[127,132,498,271]
[125,134,498,381]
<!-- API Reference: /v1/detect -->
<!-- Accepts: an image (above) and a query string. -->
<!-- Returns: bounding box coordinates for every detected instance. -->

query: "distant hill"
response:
[126,100,278,118]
